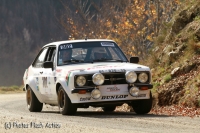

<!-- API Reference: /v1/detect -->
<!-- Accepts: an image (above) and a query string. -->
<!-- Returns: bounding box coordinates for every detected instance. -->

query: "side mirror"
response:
[130,57,139,63]
[43,61,54,70]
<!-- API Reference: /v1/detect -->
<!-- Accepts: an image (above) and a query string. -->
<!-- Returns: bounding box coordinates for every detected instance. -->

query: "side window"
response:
[51,49,56,62]
[46,47,56,62]
[47,47,56,69]
[33,48,48,68]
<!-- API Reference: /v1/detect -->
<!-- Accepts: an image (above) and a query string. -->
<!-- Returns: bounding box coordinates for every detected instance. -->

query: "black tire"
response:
[57,86,77,115]
[26,86,43,112]
[102,106,116,112]
[131,91,152,114]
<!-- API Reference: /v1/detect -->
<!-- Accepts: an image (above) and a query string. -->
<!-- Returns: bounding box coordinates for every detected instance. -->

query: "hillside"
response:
[0,0,67,86]
[147,1,200,112]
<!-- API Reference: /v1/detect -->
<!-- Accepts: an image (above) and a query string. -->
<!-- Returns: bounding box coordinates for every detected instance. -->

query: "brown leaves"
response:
[60,0,180,59]
[95,104,200,118]
[115,104,133,112]
[151,105,200,118]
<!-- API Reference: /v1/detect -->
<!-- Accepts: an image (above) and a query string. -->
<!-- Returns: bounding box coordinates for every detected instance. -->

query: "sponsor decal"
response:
[54,77,57,84]
[36,77,39,85]
[107,86,120,92]
[99,69,126,73]
[131,94,147,97]
[36,85,39,91]
[86,64,125,71]
[56,69,62,73]
[60,44,73,49]
[42,77,48,88]
[87,66,112,70]
[66,68,86,86]
[66,72,71,86]
[36,77,39,91]
[101,42,115,47]
[48,77,51,85]
[80,97,91,101]
[101,95,128,100]
[137,94,146,97]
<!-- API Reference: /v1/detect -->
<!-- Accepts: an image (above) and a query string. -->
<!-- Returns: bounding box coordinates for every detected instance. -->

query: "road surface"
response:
[0,93,199,133]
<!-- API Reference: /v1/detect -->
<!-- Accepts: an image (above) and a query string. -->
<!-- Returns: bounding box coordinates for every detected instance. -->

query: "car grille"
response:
[74,72,150,87]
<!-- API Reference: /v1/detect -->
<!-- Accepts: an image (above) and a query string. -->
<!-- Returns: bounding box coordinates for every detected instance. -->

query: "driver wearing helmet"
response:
[59,50,72,64]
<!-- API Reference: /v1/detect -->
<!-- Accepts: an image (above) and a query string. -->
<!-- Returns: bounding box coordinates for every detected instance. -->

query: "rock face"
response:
[152,1,200,108]
[168,51,179,62]
[171,67,180,77]
[157,55,200,107]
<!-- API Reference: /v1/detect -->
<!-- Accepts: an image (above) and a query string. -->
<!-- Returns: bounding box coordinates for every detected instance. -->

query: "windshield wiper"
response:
[63,59,84,63]
[93,59,125,62]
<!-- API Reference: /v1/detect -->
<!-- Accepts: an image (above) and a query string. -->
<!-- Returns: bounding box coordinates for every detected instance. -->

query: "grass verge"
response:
[0,86,24,94]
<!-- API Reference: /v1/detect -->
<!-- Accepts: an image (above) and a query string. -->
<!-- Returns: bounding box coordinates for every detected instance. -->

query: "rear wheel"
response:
[26,86,43,112]
[102,106,116,112]
[57,86,77,115]
[131,91,152,114]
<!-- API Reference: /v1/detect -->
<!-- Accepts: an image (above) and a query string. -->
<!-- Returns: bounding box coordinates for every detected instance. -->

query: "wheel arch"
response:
[56,83,61,95]
[25,84,44,103]
[55,80,78,104]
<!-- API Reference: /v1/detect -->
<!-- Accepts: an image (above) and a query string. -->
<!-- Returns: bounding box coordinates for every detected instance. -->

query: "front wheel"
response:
[131,91,152,114]
[57,86,77,115]
[26,86,43,112]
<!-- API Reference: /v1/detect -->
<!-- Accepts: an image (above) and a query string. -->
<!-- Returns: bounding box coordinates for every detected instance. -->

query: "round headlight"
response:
[129,86,139,97]
[125,71,137,83]
[138,73,148,83]
[92,73,104,85]
[91,89,101,99]
[76,76,86,86]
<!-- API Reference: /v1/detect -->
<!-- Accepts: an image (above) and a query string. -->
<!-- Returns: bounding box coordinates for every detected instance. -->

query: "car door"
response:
[32,47,49,100]
[32,46,57,101]
[44,46,57,101]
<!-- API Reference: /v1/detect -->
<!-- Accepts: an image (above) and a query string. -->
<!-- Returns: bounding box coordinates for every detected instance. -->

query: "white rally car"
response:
[23,39,153,115]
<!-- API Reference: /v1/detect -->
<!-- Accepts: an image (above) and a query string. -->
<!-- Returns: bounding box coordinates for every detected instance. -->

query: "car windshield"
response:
[57,41,128,66]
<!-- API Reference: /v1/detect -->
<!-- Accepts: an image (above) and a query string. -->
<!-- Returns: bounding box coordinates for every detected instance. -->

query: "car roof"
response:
[43,39,115,48]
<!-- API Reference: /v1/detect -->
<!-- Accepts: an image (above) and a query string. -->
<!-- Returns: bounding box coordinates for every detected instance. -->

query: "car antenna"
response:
[85,36,87,40]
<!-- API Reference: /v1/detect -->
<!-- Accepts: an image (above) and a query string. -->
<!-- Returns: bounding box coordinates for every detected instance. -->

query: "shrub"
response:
[164,74,172,82]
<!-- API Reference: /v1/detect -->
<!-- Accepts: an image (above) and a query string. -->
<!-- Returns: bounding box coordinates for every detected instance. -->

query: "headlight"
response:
[76,76,86,86]
[92,73,104,85]
[138,73,148,83]
[125,71,137,83]
[91,89,101,99]
[129,86,139,97]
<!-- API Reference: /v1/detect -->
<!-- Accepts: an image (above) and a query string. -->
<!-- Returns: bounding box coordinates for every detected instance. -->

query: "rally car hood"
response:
[56,62,150,75]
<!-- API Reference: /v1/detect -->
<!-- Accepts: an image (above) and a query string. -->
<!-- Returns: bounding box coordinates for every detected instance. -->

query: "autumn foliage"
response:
[60,0,180,59]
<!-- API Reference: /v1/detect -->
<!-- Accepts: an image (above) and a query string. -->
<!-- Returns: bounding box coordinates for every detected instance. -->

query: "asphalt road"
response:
[0,93,200,133]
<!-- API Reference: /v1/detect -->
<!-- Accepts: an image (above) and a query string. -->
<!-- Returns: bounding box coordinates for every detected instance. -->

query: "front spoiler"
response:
[73,99,145,108]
